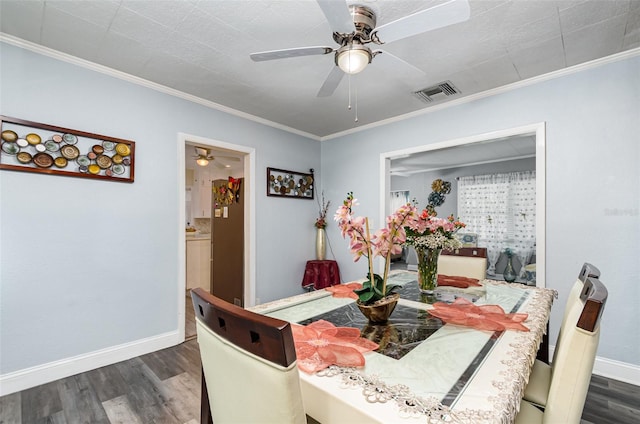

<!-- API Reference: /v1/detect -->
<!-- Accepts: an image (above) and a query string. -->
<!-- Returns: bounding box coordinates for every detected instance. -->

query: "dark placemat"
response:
[299,303,443,360]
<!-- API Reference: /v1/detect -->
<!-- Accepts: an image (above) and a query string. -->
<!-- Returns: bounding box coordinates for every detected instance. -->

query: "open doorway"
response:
[178,133,256,342]
[379,123,546,288]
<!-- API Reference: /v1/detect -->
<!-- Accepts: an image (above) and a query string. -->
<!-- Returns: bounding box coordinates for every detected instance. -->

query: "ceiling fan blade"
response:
[316,0,355,34]
[374,50,426,83]
[250,46,333,62]
[372,0,470,44]
[214,156,241,162]
[211,160,228,170]
[317,66,344,97]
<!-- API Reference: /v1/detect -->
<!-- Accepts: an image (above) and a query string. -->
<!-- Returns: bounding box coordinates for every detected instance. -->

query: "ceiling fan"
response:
[250,0,470,97]
[193,147,240,168]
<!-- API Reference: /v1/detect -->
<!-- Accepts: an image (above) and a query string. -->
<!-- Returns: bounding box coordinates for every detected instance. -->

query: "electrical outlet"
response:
[234,298,241,306]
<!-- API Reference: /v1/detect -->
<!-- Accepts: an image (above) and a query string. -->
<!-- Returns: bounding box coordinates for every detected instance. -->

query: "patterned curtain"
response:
[390,190,410,212]
[457,172,536,274]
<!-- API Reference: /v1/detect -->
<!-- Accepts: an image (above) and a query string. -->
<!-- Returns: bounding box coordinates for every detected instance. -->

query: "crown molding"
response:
[0,33,321,142]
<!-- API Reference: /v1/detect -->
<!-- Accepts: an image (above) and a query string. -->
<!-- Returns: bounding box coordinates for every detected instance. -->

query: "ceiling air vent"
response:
[413,81,460,103]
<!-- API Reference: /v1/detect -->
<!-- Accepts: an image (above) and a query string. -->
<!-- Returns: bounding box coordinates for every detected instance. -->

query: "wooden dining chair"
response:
[515,276,608,424]
[438,247,488,280]
[523,263,601,406]
[191,288,307,424]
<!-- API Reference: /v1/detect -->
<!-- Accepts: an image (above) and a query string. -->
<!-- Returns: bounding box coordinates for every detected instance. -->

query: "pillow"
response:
[455,233,478,247]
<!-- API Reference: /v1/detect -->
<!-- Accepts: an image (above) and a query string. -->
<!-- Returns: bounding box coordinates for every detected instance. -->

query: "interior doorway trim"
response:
[379,122,546,288]
[178,132,256,342]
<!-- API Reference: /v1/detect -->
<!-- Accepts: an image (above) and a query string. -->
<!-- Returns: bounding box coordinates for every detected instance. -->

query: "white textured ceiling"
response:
[185,142,243,173]
[1,0,639,139]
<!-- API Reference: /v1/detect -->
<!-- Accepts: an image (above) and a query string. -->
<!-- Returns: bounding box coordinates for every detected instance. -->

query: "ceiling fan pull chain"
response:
[354,79,359,122]
[347,73,352,110]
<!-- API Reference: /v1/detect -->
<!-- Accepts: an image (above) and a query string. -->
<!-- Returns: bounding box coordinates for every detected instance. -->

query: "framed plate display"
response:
[267,167,314,199]
[0,116,135,183]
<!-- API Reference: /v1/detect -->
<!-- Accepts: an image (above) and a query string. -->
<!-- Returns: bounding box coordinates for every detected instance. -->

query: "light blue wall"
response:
[323,56,640,366]
[0,43,320,374]
[2,41,638,380]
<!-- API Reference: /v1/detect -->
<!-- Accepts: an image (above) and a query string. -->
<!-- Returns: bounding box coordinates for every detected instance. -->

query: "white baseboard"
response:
[0,331,181,396]
[549,344,639,386]
[592,356,640,386]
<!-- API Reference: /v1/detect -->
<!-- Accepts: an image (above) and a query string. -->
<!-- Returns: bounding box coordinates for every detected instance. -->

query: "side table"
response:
[301,260,341,290]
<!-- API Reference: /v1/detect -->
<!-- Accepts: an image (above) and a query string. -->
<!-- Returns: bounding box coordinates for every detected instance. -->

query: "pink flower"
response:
[404,210,466,250]
[335,193,416,264]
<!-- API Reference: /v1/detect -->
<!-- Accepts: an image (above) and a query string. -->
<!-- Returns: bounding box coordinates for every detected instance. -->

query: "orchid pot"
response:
[357,293,400,324]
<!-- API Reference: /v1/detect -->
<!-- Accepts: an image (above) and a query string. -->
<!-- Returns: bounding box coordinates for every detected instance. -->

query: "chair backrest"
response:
[552,263,601,364]
[569,262,601,306]
[441,247,488,258]
[191,288,306,424]
[544,276,607,424]
[438,251,487,280]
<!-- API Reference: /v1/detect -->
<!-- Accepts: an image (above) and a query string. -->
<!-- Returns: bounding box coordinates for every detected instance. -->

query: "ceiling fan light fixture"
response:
[336,44,371,74]
[196,157,209,167]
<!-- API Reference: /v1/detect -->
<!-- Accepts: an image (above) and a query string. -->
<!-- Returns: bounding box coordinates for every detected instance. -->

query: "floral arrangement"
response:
[405,208,466,251]
[213,177,242,205]
[335,192,416,304]
[315,192,331,229]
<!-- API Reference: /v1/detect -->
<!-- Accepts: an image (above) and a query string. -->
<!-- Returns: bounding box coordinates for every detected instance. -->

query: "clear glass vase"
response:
[416,248,442,294]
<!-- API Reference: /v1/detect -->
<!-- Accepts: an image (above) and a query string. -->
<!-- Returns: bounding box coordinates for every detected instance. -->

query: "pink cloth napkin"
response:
[428,297,529,332]
[437,274,482,288]
[325,282,363,299]
[291,320,379,374]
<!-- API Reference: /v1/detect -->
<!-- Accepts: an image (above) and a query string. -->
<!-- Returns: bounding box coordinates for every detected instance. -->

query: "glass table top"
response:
[264,272,531,407]
[298,302,444,360]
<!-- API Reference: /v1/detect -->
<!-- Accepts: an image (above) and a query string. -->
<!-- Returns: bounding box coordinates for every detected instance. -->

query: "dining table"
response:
[247,270,556,424]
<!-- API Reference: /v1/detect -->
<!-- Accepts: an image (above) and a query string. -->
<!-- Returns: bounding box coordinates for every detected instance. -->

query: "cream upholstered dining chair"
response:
[523,263,601,407]
[191,288,307,424]
[515,276,608,424]
[437,247,488,280]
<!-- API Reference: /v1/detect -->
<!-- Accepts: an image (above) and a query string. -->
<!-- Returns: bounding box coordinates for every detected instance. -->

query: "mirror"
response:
[380,124,546,287]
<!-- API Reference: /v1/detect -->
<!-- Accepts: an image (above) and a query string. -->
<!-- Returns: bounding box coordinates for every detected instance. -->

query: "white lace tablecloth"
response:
[250,273,555,424]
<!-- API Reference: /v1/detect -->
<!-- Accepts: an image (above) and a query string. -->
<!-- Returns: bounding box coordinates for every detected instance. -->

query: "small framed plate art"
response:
[267,167,314,199]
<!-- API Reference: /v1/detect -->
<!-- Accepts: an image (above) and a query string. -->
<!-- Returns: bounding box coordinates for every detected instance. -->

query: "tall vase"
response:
[503,255,517,283]
[315,227,326,260]
[416,247,442,294]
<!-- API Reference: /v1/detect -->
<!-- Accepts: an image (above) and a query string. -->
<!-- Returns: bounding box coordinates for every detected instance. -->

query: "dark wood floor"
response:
[581,374,640,424]
[1,340,638,423]
[0,341,202,424]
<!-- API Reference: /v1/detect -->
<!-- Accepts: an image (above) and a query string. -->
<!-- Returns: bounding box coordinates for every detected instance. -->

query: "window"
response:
[457,171,536,274]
